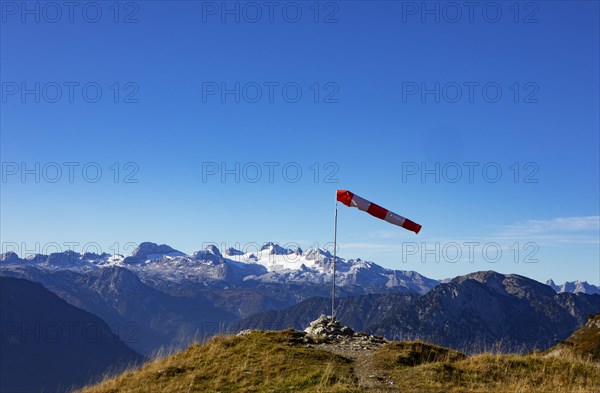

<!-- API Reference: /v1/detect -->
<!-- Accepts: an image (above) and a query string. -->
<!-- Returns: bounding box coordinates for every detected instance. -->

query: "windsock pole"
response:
[332,200,338,320]
[331,189,421,319]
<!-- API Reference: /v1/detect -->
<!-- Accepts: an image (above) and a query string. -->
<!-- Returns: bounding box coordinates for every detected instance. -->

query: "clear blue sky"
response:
[1,1,598,285]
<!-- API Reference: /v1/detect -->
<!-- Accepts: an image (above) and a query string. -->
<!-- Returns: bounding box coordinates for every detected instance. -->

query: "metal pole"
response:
[332,202,338,320]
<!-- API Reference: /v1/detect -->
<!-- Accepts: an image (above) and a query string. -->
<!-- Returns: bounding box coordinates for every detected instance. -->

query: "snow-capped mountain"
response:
[0,242,439,294]
[3,246,599,357]
[0,250,118,269]
[546,279,600,295]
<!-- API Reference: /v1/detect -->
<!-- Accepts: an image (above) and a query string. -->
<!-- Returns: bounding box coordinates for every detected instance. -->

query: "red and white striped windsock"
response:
[336,190,422,234]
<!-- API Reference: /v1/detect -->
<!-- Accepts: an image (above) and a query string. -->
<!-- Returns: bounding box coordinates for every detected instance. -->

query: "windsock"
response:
[336,190,422,234]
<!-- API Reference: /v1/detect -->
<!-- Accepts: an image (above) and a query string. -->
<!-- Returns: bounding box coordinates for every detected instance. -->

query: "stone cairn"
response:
[237,314,387,347]
[303,314,386,345]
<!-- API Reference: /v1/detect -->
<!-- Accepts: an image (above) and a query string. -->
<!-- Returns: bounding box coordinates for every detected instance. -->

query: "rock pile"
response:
[304,314,354,339]
[303,314,385,345]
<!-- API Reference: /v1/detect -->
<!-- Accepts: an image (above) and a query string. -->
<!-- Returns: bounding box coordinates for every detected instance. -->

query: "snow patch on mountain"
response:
[0,241,441,293]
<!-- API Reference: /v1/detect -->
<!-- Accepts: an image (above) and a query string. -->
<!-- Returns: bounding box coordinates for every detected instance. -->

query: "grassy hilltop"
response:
[546,313,600,362]
[80,323,600,393]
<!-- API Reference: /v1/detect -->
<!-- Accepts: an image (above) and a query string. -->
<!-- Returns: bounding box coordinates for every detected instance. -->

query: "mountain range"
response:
[373,271,600,351]
[0,242,439,293]
[236,271,600,352]
[2,241,599,392]
[1,242,599,356]
[0,242,438,354]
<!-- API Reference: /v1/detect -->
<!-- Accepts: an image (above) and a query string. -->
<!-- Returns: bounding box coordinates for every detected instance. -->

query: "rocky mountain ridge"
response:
[0,241,439,294]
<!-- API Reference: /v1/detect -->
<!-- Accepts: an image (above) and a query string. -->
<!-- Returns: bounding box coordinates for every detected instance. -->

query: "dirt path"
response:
[317,339,399,392]
[302,315,399,391]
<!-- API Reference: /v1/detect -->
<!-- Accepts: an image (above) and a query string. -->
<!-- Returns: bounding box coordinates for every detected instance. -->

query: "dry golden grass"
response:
[79,331,600,393]
[374,340,466,367]
[78,330,361,393]
[380,349,600,393]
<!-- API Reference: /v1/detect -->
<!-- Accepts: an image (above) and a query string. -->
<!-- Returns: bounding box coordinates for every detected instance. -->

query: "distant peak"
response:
[0,251,21,263]
[546,279,559,292]
[303,248,333,261]
[0,251,18,258]
[452,270,556,298]
[453,270,506,283]
[191,245,224,261]
[204,245,222,256]
[47,251,83,265]
[138,242,156,246]
[260,242,292,255]
[82,252,110,260]
[225,247,243,256]
[134,242,175,253]
[124,242,184,264]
